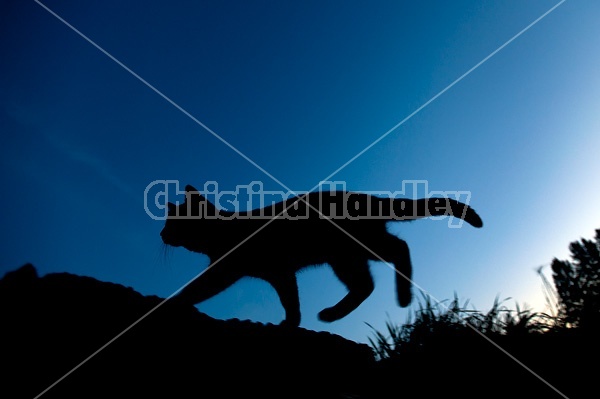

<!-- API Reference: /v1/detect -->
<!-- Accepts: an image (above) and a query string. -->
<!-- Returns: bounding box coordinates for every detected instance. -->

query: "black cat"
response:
[161,184,483,326]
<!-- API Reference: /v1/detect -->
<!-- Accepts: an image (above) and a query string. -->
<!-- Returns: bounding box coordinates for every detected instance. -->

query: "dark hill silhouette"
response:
[2,263,598,399]
[0,264,373,399]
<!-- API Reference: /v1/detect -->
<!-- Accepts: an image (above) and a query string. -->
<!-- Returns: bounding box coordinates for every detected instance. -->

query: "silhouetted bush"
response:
[551,228,600,330]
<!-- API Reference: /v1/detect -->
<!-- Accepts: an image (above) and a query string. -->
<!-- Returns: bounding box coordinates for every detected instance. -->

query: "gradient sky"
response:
[2,0,600,344]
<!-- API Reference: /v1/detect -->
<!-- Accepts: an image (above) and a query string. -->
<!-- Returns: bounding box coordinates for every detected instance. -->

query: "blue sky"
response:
[1,0,600,344]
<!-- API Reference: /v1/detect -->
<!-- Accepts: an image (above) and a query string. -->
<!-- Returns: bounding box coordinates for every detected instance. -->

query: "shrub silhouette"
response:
[551,228,600,331]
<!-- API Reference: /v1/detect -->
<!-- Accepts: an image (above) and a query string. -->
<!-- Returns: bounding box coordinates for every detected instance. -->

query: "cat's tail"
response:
[389,197,483,228]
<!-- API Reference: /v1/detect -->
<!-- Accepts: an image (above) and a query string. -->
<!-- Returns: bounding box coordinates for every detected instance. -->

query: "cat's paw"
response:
[398,287,412,308]
[318,307,339,323]
[279,318,300,328]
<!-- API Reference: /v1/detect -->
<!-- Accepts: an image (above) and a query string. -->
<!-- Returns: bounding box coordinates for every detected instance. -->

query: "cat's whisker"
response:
[161,243,173,266]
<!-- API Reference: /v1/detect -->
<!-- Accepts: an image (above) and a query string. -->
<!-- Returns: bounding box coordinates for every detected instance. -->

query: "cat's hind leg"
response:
[374,233,413,307]
[318,259,374,322]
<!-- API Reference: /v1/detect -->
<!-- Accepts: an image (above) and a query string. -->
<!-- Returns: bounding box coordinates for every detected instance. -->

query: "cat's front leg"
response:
[171,262,241,306]
[268,273,301,327]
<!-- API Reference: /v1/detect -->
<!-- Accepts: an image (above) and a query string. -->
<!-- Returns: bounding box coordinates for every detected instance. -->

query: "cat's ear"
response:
[167,202,176,213]
[184,184,203,205]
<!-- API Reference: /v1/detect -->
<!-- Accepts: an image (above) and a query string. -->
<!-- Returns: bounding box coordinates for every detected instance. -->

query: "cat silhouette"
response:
[161,184,483,326]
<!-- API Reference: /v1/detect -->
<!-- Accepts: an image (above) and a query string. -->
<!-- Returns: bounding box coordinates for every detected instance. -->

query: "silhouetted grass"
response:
[364,231,600,398]
[367,292,555,360]
[364,291,599,398]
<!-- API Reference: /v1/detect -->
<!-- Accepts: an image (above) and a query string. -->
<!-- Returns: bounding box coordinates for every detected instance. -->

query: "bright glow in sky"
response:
[2,0,600,344]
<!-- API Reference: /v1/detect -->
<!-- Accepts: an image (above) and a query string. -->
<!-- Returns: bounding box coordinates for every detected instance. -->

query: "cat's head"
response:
[160,185,216,248]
